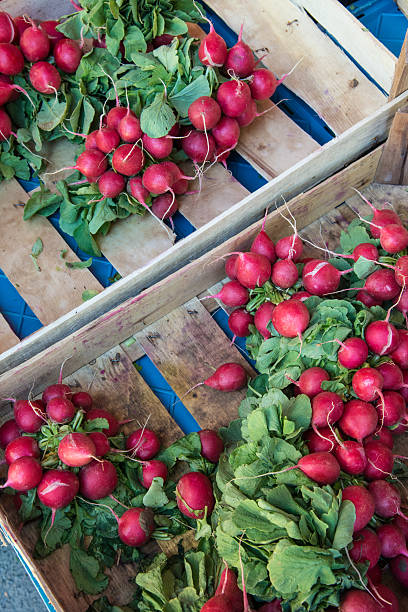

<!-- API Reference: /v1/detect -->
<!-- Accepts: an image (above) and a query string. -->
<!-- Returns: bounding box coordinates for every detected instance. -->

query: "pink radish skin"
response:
[338,337,368,369]
[225,255,238,280]
[401,369,408,402]
[228,308,254,340]
[86,409,119,437]
[0,12,16,44]
[342,485,375,532]
[14,16,31,38]
[151,193,178,220]
[225,24,255,78]
[88,432,110,457]
[249,68,282,100]
[302,259,347,296]
[0,419,20,449]
[251,230,276,262]
[95,128,120,153]
[304,427,336,452]
[0,75,21,105]
[393,516,408,538]
[29,61,61,94]
[118,507,155,547]
[394,255,408,286]
[365,427,394,449]
[79,459,118,500]
[141,460,168,489]
[367,205,402,239]
[173,178,188,195]
[0,107,11,140]
[58,432,96,467]
[292,291,311,301]
[291,452,340,485]
[352,243,379,262]
[366,564,382,586]
[198,23,227,68]
[14,400,46,433]
[272,299,310,338]
[311,391,344,428]
[118,113,142,143]
[142,134,173,159]
[352,368,384,402]
[334,441,367,475]
[367,480,406,519]
[271,259,298,288]
[47,397,75,424]
[188,96,221,131]
[54,38,82,73]
[126,428,160,460]
[275,235,303,261]
[377,362,403,390]
[182,130,216,163]
[75,149,108,180]
[350,527,381,569]
[338,399,378,442]
[98,171,125,198]
[363,440,394,480]
[340,589,381,612]
[258,603,282,612]
[112,144,144,176]
[215,567,244,611]
[204,363,247,392]
[176,471,215,519]
[254,302,275,339]
[20,25,50,62]
[390,330,408,368]
[143,163,174,195]
[206,280,249,307]
[390,555,408,588]
[380,224,408,254]
[42,382,72,404]
[107,107,128,130]
[377,523,408,559]
[71,391,93,411]
[129,176,150,208]
[234,252,271,289]
[212,116,240,149]
[0,43,24,75]
[85,131,99,150]
[198,430,224,463]
[365,269,400,301]
[236,98,257,127]
[1,456,42,492]
[356,290,383,308]
[375,391,405,427]
[216,79,252,118]
[373,585,398,612]
[294,367,330,398]
[365,321,400,356]
[200,595,232,611]
[40,21,65,48]
[5,437,40,465]
[37,469,79,515]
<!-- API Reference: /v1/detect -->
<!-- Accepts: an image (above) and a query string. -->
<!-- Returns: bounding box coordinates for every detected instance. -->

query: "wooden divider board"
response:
[205,0,386,134]
[0,315,18,353]
[375,107,408,184]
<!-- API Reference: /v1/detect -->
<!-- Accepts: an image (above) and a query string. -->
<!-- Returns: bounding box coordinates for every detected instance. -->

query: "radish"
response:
[337,337,368,369]
[254,302,275,339]
[86,409,119,437]
[0,456,42,491]
[176,471,215,519]
[394,255,408,287]
[72,149,108,180]
[271,259,298,288]
[0,107,11,141]
[365,428,394,449]
[340,589,381,612]
[356,290,382,308]
[390,330,408,368]
[215,567,244,611]
[118,507,155,546]
[95,127,120,153]
[277,452,340,485]
[257,603,282,612]
[401,369,408,401]
[342,485,375,532]
[88,432,110,457]
[204,281,249,307]
[0,75,28,105]
[98,170,125,199]
[72,391,93,411]
[42,379,71,404]
[251,228,276,263]
[188,96,221,131]
[372,585,398,612]
[311,391,344,429]
[377,362,403,390]
[201,595,235,611]
[233,252,271,289]
[228,308,254,342]
[350,527,381,569]
[249,69,285,101]
[198,362,247,392]
[112,144,144,176]
[79,459,118,499]
[0,12,16,44]
[275,235,303,261]
[292,291,312,301]
[352,243,379,262]
[212,116,240,149]
[0,43,24,75]
[107,107,128,130]
[338,400,378,442]
[84,130,99,150]
[198,430,224,463]
[198,22,227,67]
[20,22,50,62]
[390,555,408,588]
[37,469,79,525]
[365,321,400,356]
[272,299,310,338]
[141,459,168,489]
[216,80,252,118]
[367,480,407,520]
[151,193,178,221]
[153,34,175,47]
[334,441,366,475]
[182,130,216,163]
[363,440,394,480]
[304,427,336,452]
[173,178,188,195]
[352,368,384,402]
[142,134,173,159]
[380,224,408,254]
[29,61,61,94]
[236,98,258,127]
[5,436,40,465]
[14,16,31,38]
[366,564,382,585]
[0,419,20,449]
[126,428,160,460]
[118,112,142,143]
[226,255,238,280]
[289,367,330,398]
[40,20,65,48]
[365,269,400,301]
[47,397,75,424]
[129,176,150,209]
[393,516,408,538]
[377,523,408,559]
[14,400,46,433]
[58,433,97,467]
[142,163,174,195]
[302,259,349,296]
[225,24,255,78]
[374,391,405,427]
[54,38,82,73]
[356,193,402,239]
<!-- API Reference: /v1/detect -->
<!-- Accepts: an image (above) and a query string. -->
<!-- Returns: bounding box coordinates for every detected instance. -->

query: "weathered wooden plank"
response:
[137,299,253,429]
[205,0,386,133]
[390,31,408,100]
[374,107,408,183]
[0,146,383,397]
[0,316,18,353]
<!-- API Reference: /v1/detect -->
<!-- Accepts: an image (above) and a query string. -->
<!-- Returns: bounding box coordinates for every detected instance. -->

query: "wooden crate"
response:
[1,0,408,372]
[2,106,408,609]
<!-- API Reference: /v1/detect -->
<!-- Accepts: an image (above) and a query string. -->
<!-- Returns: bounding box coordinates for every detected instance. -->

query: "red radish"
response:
[72,391,93,411]
[364,440,394,480]
[20,23,50,62]
[380,224,408,254]
[40,20,65,48]
[377,362,403,390]
[302,260,348,296]
[216,80,251,118]
[366,564,382,585]
[304,427,336,452]
[334,441,367,475]
[204,281,249,307]
[251,230,276,263]
[5,437,40,465]
[86,409,119,437]
[292,291,311,301]
[352,243,379,262]
[112,144,144,176]
[338,400,378,442]
[342,485,375,532]
[390,330,408,368]
[95,128,120,153]
[372,585,398,612]
[126,428,160,460]
[375,391,405,427]
[118,507,155,547]
[201,363,247,392]
[0,75,22,105]
[352,368,384,402]
[254,302,275,339]
[390,555,408,588]
[0,456,42,491]
[236,98,258,127]
[142,163,174,195]
[281,452,340,485]
[401,369,408,402]
[37,469,79,525]
[367,480,406,519]
[107,107,128,130]
[234,252,271,289]
[228,308,254,341]
[340,589,381,612]
[272,299,310,338]
[225,24,255,78]
[0,419,20,449]
[290,367,330,398]
[151,193,178,221]
[54,38,82,73]
[337,337,368,369]
[58,433,96,467]
[88,432,110,457]
[14,400,45,433]
[365,269,400,301]
[359,193,402,239]
[198,23,227,67]
[0,43,24,75]
[257,603,282,612]
[365,321,400,356]
[29,61,61,94]
[215,567,244,611]
[365,427,394,449]
[47,397,75,424]
[212,116,240,148]
[0,12,16,44]
[176,471,215,519]
[14,16,31,38]
[142,134,173,159]
[129,176,150,209]
[0,107,11,140]
[160,160,193,184]
[275,235,303,261]
[377,523,408,558]
[393,516,408,538]
[42,381,71,404]
[141,459,168,489]
[182,130,216,163]
[350,527,381,569]
[85,130,99,150]
[249,69,283,100]
[226,255,238,280]
[173,178,188,195]
[79,459,118,499]
[311,391,344,429]
[199,430,224,463]
[153,34,175,47]
[271,259,298,288]
[394,255,408,287]
[188,96,221,131]
[98,170,125,198]
[118,113,142,143]
[75,149,108,179]
[356,290,383,308]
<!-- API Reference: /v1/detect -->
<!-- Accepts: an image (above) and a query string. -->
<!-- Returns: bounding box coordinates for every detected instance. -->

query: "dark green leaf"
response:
[70,547,109,594]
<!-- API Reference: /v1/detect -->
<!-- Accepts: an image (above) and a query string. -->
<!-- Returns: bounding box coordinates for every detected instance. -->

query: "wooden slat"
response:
[0,179,101,326]
[374,107,408,183]
[205,0,386,134]
[299,0,396,93]
[0,315,18,353]
[397,0,408,20]
[137,298,253,429]
[390,31,408,99]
